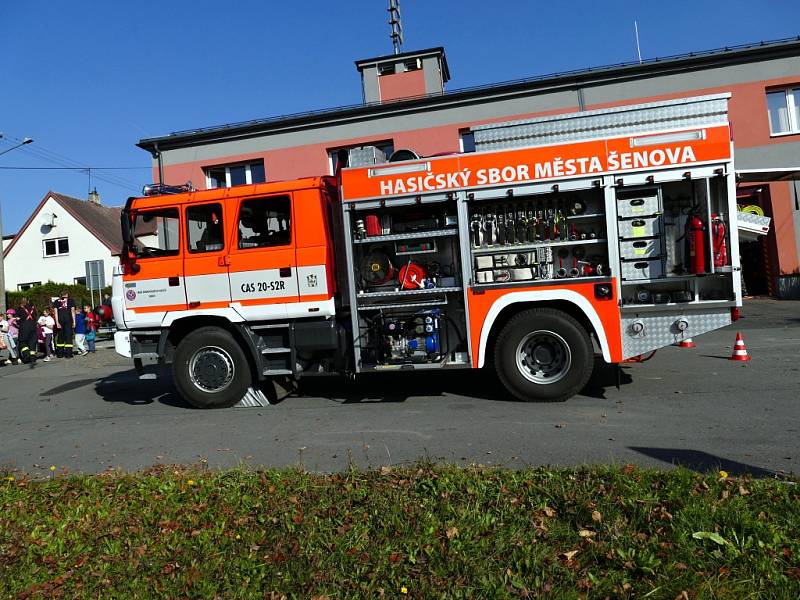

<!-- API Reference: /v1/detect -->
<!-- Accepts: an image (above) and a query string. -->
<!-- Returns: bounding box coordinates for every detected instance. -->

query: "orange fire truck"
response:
[113,94,742,408]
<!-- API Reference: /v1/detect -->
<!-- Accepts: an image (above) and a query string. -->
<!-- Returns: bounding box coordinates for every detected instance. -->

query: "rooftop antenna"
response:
[388,0,403,55]
[634,20,643,63]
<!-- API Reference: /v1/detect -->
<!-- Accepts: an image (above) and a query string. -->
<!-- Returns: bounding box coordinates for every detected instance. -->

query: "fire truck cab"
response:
[114,94,742,408]
[114,177,346,406]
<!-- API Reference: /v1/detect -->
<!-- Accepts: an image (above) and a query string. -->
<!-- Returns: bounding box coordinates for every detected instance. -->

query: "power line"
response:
[0,166,150,170]
[1,134,145,192]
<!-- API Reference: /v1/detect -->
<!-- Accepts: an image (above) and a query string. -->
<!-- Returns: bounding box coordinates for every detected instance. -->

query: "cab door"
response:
[123,206,187,328]
[183,202,232,310]
[228,193,300,320]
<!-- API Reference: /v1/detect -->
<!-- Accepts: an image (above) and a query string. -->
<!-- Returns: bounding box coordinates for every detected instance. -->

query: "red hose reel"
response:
[398,262,427,289]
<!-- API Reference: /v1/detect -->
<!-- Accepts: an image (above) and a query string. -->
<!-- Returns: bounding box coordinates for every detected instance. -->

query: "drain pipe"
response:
[152,142,164,185]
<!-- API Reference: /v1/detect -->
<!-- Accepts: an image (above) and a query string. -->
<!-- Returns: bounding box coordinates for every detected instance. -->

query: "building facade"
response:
[3,192,121,292]
[138,38,800,297]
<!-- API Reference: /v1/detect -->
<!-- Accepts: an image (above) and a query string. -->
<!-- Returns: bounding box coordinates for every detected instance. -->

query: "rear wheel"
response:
[494,308,593,402]
[172,326,251,408]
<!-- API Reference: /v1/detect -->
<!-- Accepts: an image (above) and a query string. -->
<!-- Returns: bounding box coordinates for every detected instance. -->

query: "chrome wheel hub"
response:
[189,346,235,393]
[515,330,571,385]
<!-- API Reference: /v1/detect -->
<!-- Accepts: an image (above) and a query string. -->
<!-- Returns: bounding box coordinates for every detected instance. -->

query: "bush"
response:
[5,281,112,313]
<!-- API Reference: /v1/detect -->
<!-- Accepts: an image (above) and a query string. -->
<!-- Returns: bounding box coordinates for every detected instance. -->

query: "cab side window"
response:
[133,208,180,258]
[187,203,224,253]
[238,196,291,249]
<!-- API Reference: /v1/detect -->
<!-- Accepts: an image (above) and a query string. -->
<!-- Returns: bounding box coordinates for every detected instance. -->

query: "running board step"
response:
[263,368,292,376]
[261,347,291,354]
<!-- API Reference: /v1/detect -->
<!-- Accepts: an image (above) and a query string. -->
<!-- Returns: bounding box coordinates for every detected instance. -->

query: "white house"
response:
[3,191,122,291]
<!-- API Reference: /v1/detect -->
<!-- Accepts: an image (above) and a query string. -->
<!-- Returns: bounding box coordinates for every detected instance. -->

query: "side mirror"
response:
[121,210,134,245]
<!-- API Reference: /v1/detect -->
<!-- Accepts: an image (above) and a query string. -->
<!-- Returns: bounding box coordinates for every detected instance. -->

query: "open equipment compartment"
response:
[344,193,470,370]
[617,171,737,309]
[467,182,610,287]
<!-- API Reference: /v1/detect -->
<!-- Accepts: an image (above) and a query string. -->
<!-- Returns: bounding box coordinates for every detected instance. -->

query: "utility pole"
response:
[0,134,35,312]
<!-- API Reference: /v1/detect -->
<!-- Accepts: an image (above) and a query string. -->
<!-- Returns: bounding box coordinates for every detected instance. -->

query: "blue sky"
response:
[1,0,798,233]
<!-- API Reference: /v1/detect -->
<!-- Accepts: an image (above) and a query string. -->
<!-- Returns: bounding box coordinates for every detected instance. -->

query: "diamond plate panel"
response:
[473,95,729,151]
[234,387,270,408]
[621,308,732,358]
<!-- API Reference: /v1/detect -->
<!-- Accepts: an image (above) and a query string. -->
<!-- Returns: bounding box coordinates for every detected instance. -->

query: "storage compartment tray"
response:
[621,257,665,281]
[619,238,661,260]
[618,215,662,239]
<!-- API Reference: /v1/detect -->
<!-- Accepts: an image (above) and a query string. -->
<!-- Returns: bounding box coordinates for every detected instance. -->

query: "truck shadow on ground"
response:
[299,357,630,404]
[628,447,788,479]
[94,356,630,408]
[95,368,191,409]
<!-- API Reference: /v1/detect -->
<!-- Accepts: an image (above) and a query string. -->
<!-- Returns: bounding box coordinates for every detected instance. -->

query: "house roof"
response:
[137,35,800,152]
[3,191,122,258]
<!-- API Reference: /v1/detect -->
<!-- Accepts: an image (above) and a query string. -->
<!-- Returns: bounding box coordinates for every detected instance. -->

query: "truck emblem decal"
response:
[126,289,137,301]
[307,274,318,288]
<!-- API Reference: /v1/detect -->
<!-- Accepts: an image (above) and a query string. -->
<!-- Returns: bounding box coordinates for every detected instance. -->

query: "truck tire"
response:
[172,326,251,408]
[494,308,593,402]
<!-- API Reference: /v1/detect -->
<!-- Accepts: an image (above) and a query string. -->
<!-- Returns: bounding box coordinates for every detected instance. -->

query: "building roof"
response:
[138,36,800,152]
[3,191,122,258]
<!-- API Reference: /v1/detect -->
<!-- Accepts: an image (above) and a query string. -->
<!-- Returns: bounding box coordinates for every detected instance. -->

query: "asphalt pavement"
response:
[0,298,797,477]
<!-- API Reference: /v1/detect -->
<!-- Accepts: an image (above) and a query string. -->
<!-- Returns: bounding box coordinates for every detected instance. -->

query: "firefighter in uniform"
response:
[17,298,38,364]
[53,290,77,358]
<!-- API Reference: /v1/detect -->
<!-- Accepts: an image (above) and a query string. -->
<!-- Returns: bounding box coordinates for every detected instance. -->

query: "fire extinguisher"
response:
[685,209,707,274]
[711,213,728,268]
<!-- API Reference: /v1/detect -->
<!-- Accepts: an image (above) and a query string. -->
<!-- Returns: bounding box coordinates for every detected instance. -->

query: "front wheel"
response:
[494,308,594,402]
[172,326,251,408]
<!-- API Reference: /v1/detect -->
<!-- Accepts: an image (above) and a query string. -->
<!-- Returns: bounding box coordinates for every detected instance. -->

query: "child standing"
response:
[38,308,56,361]
[5,309,21,364]
[74,307,87,356]
[84,306,97,353]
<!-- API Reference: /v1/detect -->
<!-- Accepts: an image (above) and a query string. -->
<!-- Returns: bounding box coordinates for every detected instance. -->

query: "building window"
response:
[238,196,291,249]
[328,141,395,174]
[766,88,800,135]
[17,282,41,291]
[187,203,224,253]
[205,161,266,189]
[43,237,69,257]
[74,276,87,286]
[403,58,421,72]
[460,130,476,153]
[378,64,396,76]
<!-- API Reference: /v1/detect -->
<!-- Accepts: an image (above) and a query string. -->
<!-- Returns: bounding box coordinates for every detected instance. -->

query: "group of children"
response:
[0,292,99,365]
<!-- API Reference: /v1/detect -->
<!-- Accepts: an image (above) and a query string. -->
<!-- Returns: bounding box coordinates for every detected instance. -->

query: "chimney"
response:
[88,188,101,204]
[355,47,450,104]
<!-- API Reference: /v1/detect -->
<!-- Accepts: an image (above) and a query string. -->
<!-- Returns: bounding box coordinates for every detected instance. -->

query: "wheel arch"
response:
[477,291,612,368]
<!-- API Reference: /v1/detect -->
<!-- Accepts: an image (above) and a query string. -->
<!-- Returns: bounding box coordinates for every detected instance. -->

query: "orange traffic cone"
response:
[729,332,751,361]
[674,337,696,348]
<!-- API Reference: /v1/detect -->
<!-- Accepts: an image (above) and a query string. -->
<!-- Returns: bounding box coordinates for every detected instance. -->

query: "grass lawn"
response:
[1,464,798,598]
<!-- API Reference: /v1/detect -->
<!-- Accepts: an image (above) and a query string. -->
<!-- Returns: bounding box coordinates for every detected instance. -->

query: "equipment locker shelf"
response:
[356,286,462,300]
[345,194,469,371]
[466,184,611,287]
[616,177,736,309]
[352,228,457,244]
[471,237,606,256]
